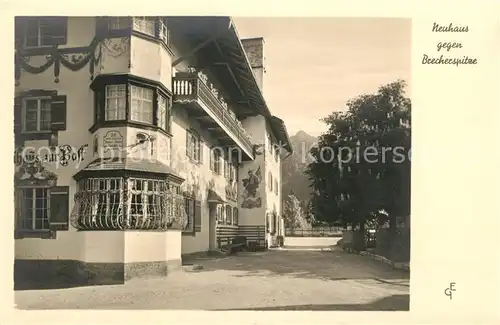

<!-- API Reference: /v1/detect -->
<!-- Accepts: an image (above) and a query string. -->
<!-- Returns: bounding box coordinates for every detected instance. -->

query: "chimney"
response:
[241,37,265,92]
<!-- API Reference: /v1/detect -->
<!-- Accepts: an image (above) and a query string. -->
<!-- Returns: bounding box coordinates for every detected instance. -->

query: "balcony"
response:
[172,71,254,160]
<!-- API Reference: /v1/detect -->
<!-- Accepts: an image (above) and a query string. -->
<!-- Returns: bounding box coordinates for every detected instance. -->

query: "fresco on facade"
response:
[241,166,262,209]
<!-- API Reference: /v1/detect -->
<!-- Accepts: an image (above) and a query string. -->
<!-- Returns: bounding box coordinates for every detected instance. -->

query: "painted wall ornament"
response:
[14,35,130,85]
[253,144,264,156]
[225,180,237,201]
[14,156,57,187]
[241,166,262,209]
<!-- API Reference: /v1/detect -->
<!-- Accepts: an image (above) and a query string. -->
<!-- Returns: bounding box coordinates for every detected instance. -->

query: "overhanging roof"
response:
[168,16,293,154]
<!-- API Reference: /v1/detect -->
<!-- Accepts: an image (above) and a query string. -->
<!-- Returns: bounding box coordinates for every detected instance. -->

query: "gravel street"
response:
[15,249,409,310]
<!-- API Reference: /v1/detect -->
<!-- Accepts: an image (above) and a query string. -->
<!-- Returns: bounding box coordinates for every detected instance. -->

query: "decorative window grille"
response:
[73,177,186,230]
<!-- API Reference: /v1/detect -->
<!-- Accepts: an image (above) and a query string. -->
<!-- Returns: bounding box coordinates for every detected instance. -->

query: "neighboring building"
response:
[13,16,292,286]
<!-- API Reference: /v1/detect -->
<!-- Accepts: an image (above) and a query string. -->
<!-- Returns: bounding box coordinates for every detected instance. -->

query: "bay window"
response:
[91,75,172,134]
[74,177,186,230]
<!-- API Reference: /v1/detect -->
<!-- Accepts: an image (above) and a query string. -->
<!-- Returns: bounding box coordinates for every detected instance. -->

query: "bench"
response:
[238,225,266,251]
[220,236,247,255]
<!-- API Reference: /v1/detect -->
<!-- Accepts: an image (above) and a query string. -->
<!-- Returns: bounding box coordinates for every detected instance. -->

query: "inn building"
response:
[14,16,292,285]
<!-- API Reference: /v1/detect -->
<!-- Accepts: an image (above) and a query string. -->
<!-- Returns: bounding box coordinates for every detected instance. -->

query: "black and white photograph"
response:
[12,15,412,310]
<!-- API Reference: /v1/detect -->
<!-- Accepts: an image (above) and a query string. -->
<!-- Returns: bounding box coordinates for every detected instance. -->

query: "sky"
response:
[233,17,412,137]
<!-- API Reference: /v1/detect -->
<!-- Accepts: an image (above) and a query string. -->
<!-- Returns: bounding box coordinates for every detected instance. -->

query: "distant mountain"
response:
[282,130,318,210]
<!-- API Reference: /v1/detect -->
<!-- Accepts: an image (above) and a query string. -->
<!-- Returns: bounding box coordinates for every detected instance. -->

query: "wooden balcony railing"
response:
[172,72,253,155]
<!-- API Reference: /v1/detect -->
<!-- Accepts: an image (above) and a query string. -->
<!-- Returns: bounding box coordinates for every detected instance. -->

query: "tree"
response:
[283,194,311,229]
[306,80,411,246]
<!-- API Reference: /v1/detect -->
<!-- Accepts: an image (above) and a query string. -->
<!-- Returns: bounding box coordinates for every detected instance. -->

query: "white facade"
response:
[14,16,291,286]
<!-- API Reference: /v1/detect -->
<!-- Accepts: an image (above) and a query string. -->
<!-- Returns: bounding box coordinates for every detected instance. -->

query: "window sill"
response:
[182,229,196,236]
[15,229,56,239]
[187,157,202,165]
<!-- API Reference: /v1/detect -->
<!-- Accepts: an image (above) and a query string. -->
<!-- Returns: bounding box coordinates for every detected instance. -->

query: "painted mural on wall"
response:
[15,158,58,187]
[14,144,88,187]
[15,35,129,85]
[253,144,264,156]
[241,166,262,209]
[225,180,237,202]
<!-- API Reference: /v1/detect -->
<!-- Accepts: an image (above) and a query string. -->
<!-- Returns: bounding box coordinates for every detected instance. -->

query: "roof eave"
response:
[227,19,293,153]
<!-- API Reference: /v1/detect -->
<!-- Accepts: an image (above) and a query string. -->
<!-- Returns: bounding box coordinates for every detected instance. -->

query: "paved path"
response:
[15,249,409,310]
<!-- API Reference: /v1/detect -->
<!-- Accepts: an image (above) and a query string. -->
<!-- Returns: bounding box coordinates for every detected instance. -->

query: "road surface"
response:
[15,249,409,310]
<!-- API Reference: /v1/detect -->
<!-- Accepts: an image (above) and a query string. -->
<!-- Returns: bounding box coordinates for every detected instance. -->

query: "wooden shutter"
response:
[45,17,67,46]
[185,131,190,158]
[51,94,67,131]
[14,189,23,229]
[14,17,24,48]
[14,96,22,137]
[199,139,204,164]
[50,186,70,231]
[194,200,201,232]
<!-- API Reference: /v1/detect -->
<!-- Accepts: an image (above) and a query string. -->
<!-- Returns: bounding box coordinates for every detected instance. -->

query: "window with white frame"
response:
[224,159,230,179]
[133,17,156,36]
[23,97,51,132]
[92,178,122,221]
[269,172,273,191]
[225,205,232,225]
[23,17,67,48]
[108,17,130,30]
[183,195,195,232]
[186,130,201,163]
[231,164,237,181]
[232,207,238,225]
[159,19,169,44]
[18,188,50,230]
[210,149,221,174]
[217,205,224,223]
[157,94,170,131]
[129,178,160,223]
[130,86,154,123]
[105,85,127,121]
